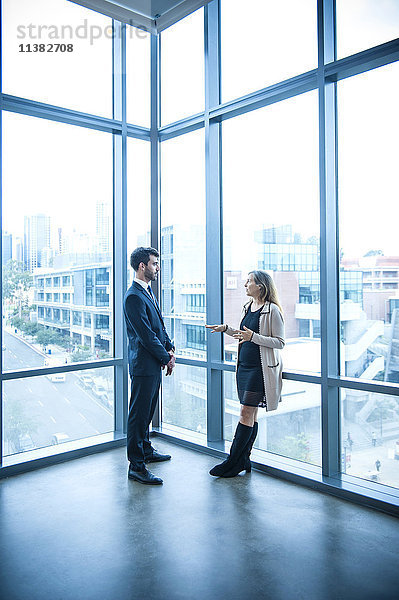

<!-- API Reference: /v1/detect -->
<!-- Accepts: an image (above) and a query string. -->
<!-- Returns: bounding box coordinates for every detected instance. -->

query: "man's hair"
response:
[130,247,159,271]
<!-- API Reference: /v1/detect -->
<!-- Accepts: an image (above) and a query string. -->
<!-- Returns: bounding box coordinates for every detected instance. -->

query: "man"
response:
[124,247,176,485]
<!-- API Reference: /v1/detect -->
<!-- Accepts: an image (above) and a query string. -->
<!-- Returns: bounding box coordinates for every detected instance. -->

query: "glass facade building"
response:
[1,0,399,514]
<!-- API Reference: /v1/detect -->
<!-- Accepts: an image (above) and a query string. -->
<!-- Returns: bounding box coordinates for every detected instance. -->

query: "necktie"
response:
[147,285,159,309]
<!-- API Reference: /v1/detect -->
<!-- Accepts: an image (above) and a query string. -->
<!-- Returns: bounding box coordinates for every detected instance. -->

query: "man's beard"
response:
[144,266,157,281]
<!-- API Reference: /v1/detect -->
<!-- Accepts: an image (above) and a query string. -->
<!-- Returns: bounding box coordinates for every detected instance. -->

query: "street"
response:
[345,441,399,489]
[2,330,114,456]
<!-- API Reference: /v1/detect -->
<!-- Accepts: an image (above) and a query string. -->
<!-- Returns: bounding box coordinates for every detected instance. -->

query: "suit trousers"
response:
[127,373,161,471]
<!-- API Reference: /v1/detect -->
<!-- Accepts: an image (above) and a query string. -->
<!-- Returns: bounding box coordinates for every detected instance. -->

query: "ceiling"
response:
[69,0,212,33]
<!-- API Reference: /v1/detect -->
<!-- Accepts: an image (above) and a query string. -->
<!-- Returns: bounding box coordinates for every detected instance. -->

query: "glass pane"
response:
[222,92,320,372]
[3,366,114,457]
[336,0,399,60]
[224,372,321,466]
[341,389,399,489]
[221,0,317,103]
[126,25,151,126]
[161,129,206,359]
[162,365,206,436]
[127,138,151,286]
[161,8,204,125]
[338,63,399,383]
[2,0,112,116]
[2,112,113,371]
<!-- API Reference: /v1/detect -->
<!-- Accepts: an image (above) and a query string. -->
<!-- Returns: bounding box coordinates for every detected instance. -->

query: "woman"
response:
[206,270,285,478]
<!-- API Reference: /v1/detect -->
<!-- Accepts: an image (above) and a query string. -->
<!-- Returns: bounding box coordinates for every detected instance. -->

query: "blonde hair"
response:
[249,270,283,315]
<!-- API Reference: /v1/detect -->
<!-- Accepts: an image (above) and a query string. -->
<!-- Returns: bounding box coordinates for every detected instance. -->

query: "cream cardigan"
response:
[224,301,285,412]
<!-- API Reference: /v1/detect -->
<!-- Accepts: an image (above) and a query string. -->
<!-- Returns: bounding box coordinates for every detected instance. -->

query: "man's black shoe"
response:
[145,450,171,463]
[128,466,163,485]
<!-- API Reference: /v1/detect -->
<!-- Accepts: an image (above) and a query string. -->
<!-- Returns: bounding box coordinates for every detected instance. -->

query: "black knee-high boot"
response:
[209,422,253,477]
[222,421,258,478]
[245,420,258,467]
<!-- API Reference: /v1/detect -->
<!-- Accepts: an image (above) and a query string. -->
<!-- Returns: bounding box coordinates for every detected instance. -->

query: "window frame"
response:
[1,1,398,514]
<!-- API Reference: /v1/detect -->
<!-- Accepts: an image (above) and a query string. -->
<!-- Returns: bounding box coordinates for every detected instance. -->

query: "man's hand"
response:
[165,352,176,376]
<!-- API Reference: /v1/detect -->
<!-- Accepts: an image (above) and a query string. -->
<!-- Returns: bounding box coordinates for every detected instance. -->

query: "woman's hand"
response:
[205,324,226,333]
[233,326,253,344]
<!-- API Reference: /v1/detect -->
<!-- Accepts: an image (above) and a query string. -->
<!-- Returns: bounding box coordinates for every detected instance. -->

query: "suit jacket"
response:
[124,281,174,376]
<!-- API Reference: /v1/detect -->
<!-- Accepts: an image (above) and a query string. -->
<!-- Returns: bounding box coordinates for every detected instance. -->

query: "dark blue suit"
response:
[123,281,174,469]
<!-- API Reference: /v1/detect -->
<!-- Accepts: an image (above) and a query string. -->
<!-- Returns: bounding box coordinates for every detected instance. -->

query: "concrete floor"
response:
[1,440,399,600]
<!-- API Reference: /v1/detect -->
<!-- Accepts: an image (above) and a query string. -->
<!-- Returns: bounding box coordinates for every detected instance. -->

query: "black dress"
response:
[236,306,266,408]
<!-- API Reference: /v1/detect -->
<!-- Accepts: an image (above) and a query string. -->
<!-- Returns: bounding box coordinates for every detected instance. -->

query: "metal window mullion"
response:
[318,0,340,478]
[2,359,123,381]
[2,94,123,135]
[205,0,223,443]
[112,21,128,435]
[0,65,3,467]
[151,33,162,428]
[325,38,399,83]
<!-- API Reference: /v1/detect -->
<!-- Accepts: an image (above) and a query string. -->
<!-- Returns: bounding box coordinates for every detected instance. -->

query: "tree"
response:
[293,233,303,244]
[368,396,399,438]
[23,322,40,337]
[364,249,384,257]
[307,235,319,245]
[35,328,59,348]
[270,432,311,462]
[56,335,73,350]
[2,260,32,300]
[11,316,25,330]
[3,396,37,454]
[72,346,92,363]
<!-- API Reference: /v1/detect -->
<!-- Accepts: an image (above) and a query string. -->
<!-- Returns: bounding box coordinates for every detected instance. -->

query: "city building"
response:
[34,261,112,353]
[23,214,51,272]
[342,254,399,322]
[13,237,23,263]
[161,224,206,360]
[96,199,111,253]
[255,225,389,380]
[2,231,12,266]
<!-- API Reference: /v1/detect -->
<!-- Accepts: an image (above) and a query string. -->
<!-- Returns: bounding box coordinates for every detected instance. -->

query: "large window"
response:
[1,0,398,511]
[338,63,399,384]
[341,389,399,489]
[221,0,317,102]
[222,91,320,372]
[336,0,399,59]
[162,365,207,437]
[338,62,399,489]
[161,8,204,124]
[126,25,151,126]
[2,112,113,369]
[160,129,206,360]
[3,366,114,457]
[1,0,112,116]
[126,138,151,286]
[160,128,206,436]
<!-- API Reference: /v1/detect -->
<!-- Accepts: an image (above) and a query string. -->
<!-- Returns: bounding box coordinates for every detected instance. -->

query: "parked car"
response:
[394,440,399,460]
[51,433,69,445]
[79,374,94,389]
[92,384,109,404]
[18,434,35,452]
